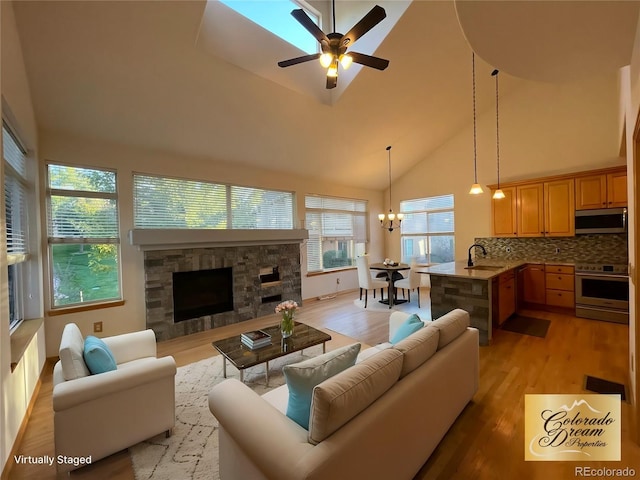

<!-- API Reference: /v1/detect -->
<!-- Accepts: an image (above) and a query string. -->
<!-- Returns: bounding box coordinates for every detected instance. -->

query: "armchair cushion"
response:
[59,323,90,381]
[83,336,117,375]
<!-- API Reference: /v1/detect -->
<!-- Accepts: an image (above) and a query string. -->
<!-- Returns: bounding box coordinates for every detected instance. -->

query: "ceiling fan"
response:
[277,1,390,89]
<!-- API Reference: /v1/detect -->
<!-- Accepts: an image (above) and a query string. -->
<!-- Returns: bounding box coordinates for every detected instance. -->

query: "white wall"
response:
[384,72,622,262]
[622,8,640,438]
[38,129,384,356]
[1,1,46,472]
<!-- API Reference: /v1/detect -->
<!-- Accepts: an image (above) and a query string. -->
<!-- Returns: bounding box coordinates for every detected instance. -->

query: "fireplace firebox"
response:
[172,267,233,322]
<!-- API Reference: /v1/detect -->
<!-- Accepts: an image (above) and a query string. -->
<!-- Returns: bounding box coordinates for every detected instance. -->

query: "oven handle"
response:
[575,273,629,280]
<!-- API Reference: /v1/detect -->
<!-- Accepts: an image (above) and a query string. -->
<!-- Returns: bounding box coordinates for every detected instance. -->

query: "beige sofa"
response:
[208,309,479,480]
[53,324,177,473]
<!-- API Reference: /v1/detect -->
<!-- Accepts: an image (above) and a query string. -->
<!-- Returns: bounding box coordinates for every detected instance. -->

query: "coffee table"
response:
[212,322,331,385]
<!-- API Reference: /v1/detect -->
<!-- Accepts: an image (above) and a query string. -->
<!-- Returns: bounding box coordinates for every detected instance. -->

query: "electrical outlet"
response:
[336,278,340,285]
[506,247,511,253]
[555,248,561,254]
[93,321,103,333]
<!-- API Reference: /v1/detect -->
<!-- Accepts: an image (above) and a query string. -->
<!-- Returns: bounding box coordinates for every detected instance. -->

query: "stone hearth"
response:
[143,244,302,340]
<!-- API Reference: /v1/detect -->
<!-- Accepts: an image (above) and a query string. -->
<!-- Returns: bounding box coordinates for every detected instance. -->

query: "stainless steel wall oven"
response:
[575,263,629,324]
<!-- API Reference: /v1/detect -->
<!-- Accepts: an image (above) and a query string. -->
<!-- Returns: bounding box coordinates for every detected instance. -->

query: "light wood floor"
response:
[6,292,640,479]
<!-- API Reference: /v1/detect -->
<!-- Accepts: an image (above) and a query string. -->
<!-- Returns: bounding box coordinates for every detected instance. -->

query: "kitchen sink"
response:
[464,265,505,271]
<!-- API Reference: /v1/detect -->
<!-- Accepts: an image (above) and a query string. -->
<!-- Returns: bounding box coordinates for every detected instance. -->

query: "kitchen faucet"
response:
[467,244,487,267]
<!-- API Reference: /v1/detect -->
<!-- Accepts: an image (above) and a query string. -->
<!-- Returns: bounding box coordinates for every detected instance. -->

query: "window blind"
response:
[231,185,293,229]
[134,174,228,229]
[3,125,28,255]
[134,175,294,230]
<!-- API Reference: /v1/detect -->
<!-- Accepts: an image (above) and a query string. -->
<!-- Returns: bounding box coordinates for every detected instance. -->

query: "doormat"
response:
[501,315,550,338]
[584,375,627,401]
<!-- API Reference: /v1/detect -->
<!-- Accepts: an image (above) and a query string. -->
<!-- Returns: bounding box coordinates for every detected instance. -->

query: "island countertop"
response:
[421,259,576,279]
[421,260,526,279]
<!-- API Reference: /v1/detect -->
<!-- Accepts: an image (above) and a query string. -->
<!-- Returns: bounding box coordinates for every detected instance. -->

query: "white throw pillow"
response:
[59,323,90,381]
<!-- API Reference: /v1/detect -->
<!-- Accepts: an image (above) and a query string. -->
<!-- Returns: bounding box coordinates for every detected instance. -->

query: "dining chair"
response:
[393,261,422,307]
[356,256,387,308]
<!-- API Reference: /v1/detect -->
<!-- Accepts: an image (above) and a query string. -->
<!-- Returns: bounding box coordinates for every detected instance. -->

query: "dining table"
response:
[369,262,411,308]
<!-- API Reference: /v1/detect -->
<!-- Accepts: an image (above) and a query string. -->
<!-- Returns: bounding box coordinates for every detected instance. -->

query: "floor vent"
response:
[584,375,627,401]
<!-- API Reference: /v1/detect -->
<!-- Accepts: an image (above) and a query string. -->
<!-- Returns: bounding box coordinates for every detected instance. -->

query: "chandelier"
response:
[378,146,404,232]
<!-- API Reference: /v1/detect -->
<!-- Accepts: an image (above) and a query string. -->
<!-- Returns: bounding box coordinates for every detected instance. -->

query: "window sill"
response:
[307,267,356,277]
[47,299,125,317]
[10,317,44,372]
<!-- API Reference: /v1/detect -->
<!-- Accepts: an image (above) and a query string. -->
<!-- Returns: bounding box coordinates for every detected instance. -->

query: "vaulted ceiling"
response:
[10,1,639,190]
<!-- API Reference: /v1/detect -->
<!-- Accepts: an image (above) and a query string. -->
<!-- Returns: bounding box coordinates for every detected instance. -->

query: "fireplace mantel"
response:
[129,228,308,251]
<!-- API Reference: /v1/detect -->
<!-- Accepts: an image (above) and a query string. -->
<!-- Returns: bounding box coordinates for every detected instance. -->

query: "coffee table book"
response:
[241,330,272,349]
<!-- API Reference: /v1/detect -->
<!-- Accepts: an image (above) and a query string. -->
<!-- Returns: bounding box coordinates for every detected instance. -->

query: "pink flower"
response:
[275,300,298,314]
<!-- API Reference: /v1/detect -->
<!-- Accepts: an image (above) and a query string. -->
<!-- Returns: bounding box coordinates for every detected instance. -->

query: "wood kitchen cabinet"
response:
[545,264,575,309]
[516,179,574,237]
[491,186,517,237]
[575,171,627,210]
[498,270,516,325]
[521,264,546,305]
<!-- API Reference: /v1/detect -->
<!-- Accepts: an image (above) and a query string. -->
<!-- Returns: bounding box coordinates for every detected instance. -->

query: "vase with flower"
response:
[275,300,298,338]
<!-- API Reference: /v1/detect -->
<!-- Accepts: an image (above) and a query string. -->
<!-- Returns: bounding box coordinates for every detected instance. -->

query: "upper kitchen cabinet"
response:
[575,169,627,210]
[515,179,574,237]
[544,179,575,236]
[491,186,517,237]
[516,183,544,237]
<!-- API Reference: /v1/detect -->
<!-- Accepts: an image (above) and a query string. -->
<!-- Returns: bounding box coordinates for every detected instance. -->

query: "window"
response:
[305,195,367,273]
[219,0,320,54]
[133,174,294,230]
[3,124,29,330]
[400,194,454,264]
[47,164,121,308]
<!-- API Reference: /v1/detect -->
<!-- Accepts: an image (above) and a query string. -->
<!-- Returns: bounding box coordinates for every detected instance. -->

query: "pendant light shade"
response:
[491,69,505,200]
[469,52,483,195]
[379,146,403,232]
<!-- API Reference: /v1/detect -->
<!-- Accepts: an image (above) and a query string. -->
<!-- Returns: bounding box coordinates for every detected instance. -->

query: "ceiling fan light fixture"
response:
[319,53,333,68]
[339,54,353,69]
[327,63,338,78]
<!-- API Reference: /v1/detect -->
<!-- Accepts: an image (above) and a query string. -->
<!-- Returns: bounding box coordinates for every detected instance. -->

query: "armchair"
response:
[52,323,176,473]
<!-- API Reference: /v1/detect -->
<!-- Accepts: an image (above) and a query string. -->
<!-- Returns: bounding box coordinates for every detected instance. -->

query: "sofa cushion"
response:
[83,336,118,374]
[430,309,470,349]
[392,325,440,378]
[283,343,361,429]
[59,323,90,381]
[390,314,424,344]
[308,348,403,444]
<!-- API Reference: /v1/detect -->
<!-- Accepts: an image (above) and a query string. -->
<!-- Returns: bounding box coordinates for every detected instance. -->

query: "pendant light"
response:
[469,52,483,195]
[378,146,404,232]
[492,69,505,200]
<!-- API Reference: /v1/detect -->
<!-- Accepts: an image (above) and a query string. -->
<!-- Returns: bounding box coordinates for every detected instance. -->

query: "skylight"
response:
[219,0,320,55]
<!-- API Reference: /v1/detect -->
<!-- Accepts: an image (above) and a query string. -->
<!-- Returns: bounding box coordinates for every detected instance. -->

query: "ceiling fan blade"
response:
[348,52,389,70]
[278,53,321,68]
[326,75,337,89]
[291,9,329,44]
[341,6,386,47]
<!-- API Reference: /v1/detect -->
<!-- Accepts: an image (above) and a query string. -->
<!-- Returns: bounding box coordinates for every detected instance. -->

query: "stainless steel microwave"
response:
[575,207,627,234]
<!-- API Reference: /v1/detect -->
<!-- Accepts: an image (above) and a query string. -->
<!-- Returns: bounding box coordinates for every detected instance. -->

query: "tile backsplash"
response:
[474,234,628,264]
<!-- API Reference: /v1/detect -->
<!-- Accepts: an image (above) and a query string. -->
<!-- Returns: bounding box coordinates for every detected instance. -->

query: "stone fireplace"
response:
[131,229,307,341]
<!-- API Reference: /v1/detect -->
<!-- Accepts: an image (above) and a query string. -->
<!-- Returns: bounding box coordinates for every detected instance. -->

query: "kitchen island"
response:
[422,260,525,345]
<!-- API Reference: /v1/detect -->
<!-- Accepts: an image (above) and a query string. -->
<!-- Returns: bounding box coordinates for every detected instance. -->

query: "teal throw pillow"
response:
[283,343,361,429]
[83,335,117,374]
[391,315,425,344]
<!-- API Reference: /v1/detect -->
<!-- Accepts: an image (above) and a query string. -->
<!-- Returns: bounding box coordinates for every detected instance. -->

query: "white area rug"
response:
[130,345,323,480]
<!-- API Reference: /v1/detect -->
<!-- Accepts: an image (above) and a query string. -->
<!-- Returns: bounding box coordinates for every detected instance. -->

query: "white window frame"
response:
[400,194,455,265]
[46,163,122,309]
[3,122,30,331]
[305,194,368,273]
